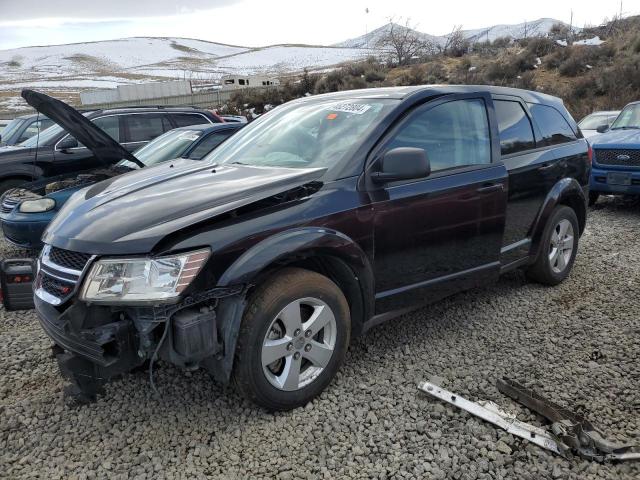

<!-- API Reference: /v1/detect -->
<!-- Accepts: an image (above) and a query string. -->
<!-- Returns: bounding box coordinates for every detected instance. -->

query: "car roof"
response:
[95,106,212,115]
[15,113,51,121]
[586,111,621,116]
[293,84,564,106]
[172,123,243,133]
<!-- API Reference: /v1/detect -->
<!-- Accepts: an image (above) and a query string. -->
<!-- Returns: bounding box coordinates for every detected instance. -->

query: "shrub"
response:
[524,37,557,57]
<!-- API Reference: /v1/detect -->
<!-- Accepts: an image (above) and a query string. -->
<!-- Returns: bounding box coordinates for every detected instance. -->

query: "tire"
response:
[588,191,599,206]
[0,178,29,197]
[527,205,579,286]
[233,267,350,411]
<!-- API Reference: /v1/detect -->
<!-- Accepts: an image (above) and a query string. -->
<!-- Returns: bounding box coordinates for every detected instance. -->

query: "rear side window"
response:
[92,116,121,142]
[124,114,167,143]
[494,100,535,155]
[387,98,491,172]
[186,130,235,159]
[528,104,577,146]
[170,113,211,128]
[18,118,54,143]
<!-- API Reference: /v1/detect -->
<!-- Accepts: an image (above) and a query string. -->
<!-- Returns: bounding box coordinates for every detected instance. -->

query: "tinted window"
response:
[494,100,535,155]
[93,116,120,142]
[528,103,577,145]
[18,118,54,143]
[170,113,211,128]
[186,131,234,159]
[124,114,165,142]
[387,99,491,172]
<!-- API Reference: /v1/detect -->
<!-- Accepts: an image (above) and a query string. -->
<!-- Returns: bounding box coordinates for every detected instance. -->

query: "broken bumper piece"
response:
[418,379,640,463]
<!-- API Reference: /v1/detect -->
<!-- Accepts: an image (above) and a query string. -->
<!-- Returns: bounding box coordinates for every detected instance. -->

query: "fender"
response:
[0,165,39,182]
[208,227,375,383]
[529,177,587,260]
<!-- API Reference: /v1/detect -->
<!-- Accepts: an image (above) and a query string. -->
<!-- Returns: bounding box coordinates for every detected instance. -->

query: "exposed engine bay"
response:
[4,166,133,202]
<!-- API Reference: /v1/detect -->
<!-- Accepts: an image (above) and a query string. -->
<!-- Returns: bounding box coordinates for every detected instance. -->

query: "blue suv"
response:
[589,101,640,205]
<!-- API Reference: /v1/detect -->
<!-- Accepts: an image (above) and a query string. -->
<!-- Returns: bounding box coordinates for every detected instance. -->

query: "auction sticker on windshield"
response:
[329,103,372,115]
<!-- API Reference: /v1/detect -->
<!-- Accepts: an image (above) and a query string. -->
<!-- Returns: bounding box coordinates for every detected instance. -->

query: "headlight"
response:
[80,248,210,304]
[19,198,56,213]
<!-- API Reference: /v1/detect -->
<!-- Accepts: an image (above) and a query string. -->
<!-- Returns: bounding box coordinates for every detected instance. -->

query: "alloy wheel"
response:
[261,297,337,391]
[548,219,574,274]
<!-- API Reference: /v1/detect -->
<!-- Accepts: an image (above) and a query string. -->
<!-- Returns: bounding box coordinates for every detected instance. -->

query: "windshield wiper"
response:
[611,126,640,130]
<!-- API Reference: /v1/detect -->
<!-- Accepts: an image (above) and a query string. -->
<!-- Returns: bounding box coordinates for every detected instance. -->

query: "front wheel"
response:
[527,205,579,286]
[233,267,350,411]
[588,191,599,206]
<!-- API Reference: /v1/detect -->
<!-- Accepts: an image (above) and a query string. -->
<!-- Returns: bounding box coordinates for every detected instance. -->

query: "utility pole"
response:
[365,7,370,49]
[569,9,574,42]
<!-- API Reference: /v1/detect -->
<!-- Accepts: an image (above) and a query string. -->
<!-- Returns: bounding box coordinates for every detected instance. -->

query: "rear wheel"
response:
[233,267,350,411]
[588,191,599,206]
[527,206,579,286]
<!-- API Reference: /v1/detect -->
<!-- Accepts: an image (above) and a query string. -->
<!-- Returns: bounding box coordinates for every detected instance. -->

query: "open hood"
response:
[21,89,143,168]
[43,160,326,254]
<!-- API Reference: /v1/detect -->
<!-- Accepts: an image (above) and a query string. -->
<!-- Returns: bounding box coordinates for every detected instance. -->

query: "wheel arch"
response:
[529,178,586,260]
[204,227,375,383]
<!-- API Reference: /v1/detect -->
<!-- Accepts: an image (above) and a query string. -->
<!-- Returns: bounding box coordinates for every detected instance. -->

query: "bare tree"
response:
[377,17,435,66]
[443,25,469,57]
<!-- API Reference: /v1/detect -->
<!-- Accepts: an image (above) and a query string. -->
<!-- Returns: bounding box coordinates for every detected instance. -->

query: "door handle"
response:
[538,163,555,171]
[476,183,504,194]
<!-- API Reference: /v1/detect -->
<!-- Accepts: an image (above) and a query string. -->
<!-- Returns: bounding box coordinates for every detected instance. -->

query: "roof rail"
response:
[100,105,204,111]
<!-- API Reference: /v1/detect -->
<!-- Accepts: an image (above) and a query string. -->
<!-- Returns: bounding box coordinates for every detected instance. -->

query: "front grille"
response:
[36,245,95,306]
[595,149,640,167]
[41,275,75,299]
[1,198,18,214]
[49,247,92,272]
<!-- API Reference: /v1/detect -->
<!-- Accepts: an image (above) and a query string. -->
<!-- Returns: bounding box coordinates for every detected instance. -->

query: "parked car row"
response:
[0,86,594,411]
[578,110,620,139]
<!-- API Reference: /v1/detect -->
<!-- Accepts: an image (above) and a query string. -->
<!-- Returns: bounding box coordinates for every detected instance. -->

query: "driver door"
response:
[369,94,508,313]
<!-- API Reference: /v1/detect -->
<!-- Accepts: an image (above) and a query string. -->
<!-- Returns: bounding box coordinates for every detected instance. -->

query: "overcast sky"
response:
[1,0,638,50]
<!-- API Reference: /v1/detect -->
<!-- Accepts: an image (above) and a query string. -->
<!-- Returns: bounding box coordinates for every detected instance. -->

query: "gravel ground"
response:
[1,197,639,480]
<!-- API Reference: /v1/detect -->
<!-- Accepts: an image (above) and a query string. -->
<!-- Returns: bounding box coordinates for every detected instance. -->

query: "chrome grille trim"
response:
[35,245,96,306]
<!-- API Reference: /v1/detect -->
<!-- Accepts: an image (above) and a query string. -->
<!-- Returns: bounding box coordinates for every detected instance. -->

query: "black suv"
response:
[0,103,221,194]
[0,113,54,146]
[34,86,589,410]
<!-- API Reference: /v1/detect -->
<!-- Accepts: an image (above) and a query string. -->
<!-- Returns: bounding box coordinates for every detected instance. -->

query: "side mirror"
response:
[57,137,78,151]
[372,147,431,183]
[596,124,609,133]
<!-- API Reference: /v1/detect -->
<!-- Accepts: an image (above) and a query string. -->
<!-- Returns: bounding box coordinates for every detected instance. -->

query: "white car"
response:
[578,111,620,139]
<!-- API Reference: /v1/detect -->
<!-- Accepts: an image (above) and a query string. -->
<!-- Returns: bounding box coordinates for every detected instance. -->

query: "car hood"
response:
[43,160,326,254]
[21,89,143,168]
[591,129,640,149]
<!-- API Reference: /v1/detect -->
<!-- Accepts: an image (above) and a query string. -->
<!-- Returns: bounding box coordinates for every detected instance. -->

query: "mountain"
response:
[461,18,569,43]
[334,23,442,49]
[335,18,572,48]
[0,17,572,113]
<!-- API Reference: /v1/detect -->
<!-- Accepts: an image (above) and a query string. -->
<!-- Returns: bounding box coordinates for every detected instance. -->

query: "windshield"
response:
[1,119,25,141]
[118,129,204,169]
[205,98,398,170]
[20,123,65,147]
[611,104,640,130]
[579,114,613,130]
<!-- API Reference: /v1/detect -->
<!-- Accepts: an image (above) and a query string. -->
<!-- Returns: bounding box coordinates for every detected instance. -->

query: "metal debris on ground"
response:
[496,378,640,462]
[418,378,640,463]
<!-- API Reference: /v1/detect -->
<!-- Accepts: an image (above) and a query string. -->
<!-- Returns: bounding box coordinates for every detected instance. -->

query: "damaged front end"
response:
[34,244,245,403]
[1,167,131,248]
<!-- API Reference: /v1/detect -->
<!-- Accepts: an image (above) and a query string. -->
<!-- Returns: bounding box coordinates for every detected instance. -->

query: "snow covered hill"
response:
[334,23,442,49]
[0,18,571,112]
[335,18,571,48]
